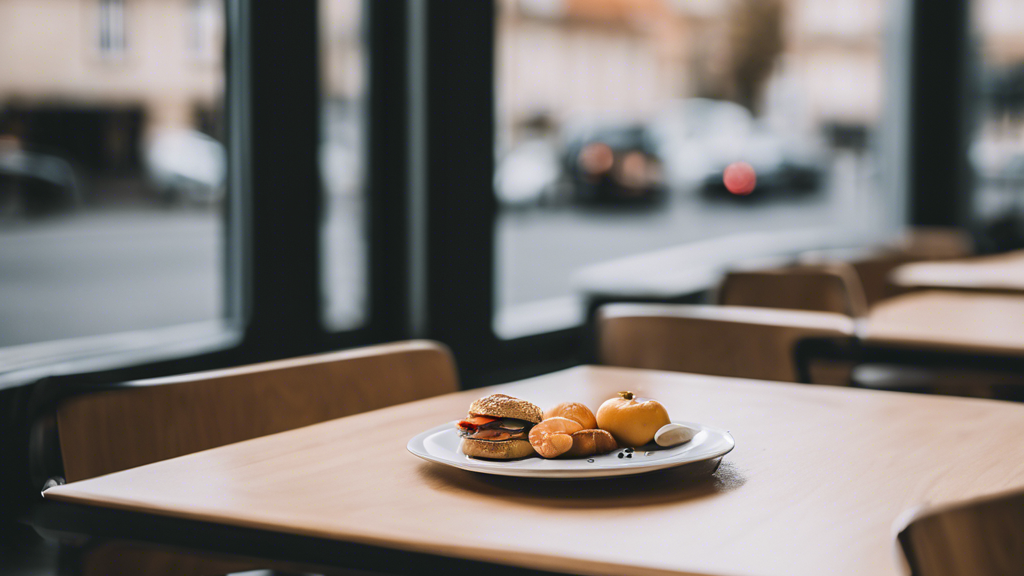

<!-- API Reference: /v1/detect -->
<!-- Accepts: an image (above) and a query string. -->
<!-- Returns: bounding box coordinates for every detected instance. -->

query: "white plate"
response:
[407,421,734,479]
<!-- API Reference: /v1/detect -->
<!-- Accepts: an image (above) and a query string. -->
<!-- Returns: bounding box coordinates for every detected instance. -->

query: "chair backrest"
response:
[894,226,974,260]
[56,340,458,482]
[597,303,855,382]
[801,247,916,308]
[717,263,869,317]
[898,488,1024,576]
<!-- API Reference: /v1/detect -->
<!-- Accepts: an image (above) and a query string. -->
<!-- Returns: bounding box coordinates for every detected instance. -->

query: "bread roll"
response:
[460,438,535,460]
[529,417,583,458]
[564,429,618,458]
[543,402,598,430]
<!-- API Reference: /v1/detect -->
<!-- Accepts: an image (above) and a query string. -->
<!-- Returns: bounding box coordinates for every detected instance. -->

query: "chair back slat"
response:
[718,263,868,318]
[598,304,855,382]
[57,340,458,482]
[899,489,1024,576]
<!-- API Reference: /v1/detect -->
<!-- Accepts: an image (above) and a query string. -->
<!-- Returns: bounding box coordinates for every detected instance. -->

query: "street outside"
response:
[0,153,900,349]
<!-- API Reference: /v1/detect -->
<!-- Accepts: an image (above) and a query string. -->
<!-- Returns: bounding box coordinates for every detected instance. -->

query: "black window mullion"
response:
[412,0,498,386]
[243,1,324,357]
[224,0,248,335]
[363,0,411,343]
[907,0,972,227]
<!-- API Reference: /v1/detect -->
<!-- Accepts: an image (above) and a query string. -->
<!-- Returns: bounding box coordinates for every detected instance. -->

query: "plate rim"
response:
[407,420,734,479]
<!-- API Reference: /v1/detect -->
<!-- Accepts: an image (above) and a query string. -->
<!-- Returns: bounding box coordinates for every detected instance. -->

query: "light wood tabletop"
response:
[864,291,1024,355]
[890,249,1024,294]
[42,366,1024,576]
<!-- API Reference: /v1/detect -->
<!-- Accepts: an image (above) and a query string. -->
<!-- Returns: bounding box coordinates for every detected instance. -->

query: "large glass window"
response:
[320,0,367,331]
[970,0,1024,247]
[0,0,226,348]
[494,0,899,337]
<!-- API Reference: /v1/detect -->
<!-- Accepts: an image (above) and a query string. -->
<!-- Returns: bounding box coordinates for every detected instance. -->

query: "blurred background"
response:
[0,0,367,348]
[0,0,1021,350]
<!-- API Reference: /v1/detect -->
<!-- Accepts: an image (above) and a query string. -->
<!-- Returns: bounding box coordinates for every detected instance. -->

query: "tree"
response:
[726,0,784,113]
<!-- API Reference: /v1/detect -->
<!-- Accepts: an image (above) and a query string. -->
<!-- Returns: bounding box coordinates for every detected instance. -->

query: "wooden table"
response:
[890,249,1024,294]
[38,366,1024,576]
[864,291,1024,356]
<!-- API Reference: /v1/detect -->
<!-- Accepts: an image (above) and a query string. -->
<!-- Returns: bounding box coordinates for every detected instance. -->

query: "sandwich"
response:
[457,394,543,460]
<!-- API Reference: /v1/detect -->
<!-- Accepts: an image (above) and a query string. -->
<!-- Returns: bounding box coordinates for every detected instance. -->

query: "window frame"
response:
[97,0,127,60]
[0,0,408,390]
[409,0,973,387]
[0,0,977,391]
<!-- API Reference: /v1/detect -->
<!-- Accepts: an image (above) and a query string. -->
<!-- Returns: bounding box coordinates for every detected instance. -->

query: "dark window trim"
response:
[907,0,972,227]
[226,0,411,358]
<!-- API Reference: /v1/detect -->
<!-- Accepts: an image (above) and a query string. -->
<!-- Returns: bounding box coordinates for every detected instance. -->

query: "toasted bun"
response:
[468,394,542,424]
[564,429,618,458]
[461,438,535,460]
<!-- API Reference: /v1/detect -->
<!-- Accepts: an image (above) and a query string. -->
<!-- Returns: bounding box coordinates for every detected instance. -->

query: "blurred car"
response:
[561,123,664,205]
[321,99,363,199]
[982,150,1024,190]
[0,144,80,216]
[320,138,362,199]
[144,129,226,204]
[649,98,825,199]
[494,139,561,206]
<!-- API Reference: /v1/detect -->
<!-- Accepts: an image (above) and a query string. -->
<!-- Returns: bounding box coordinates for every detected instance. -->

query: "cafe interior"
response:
[3,0,1024,575]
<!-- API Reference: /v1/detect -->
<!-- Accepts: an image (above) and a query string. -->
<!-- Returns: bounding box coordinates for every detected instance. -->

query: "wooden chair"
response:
[48,340,459,575]
[893,226,974,260]
[798,247,915,308]
[717,263,869,318]
[898,488,1024,576]
[799,229,974,310]
[597,303,856,383]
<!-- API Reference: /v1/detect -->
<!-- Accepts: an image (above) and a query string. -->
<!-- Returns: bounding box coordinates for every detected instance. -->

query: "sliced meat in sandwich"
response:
[457,394,543,460]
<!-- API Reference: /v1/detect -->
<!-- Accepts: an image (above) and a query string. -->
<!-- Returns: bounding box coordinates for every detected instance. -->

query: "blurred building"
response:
[496,0,692,146]
[496,0,887,145]
[0,0,224,139]
[977,0,1024,66]
[320,0,363,101]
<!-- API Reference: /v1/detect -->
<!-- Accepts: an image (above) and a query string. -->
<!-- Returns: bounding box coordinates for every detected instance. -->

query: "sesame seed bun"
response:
[468,394,542,424]
[460,438,535,460]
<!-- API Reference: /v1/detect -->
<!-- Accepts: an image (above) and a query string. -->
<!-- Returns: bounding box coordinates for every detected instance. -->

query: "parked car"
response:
[144,129,226,204]
[649,98,825,199]
[0,145,80,216]
[561,122,664,205]
[494,138,562,207]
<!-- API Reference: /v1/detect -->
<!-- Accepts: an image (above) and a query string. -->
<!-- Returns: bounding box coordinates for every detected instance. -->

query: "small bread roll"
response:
[563,429,618,458]
[529,417,583,458]
[544,402,598,430]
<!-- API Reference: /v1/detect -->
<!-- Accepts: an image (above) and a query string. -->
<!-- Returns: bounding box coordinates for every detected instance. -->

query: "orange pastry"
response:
[528,417,583,458]
[596,391,671,447]
[543,402,598,430]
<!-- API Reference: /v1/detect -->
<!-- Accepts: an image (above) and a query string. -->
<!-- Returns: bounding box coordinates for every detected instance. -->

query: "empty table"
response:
[890,249,1024,295]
